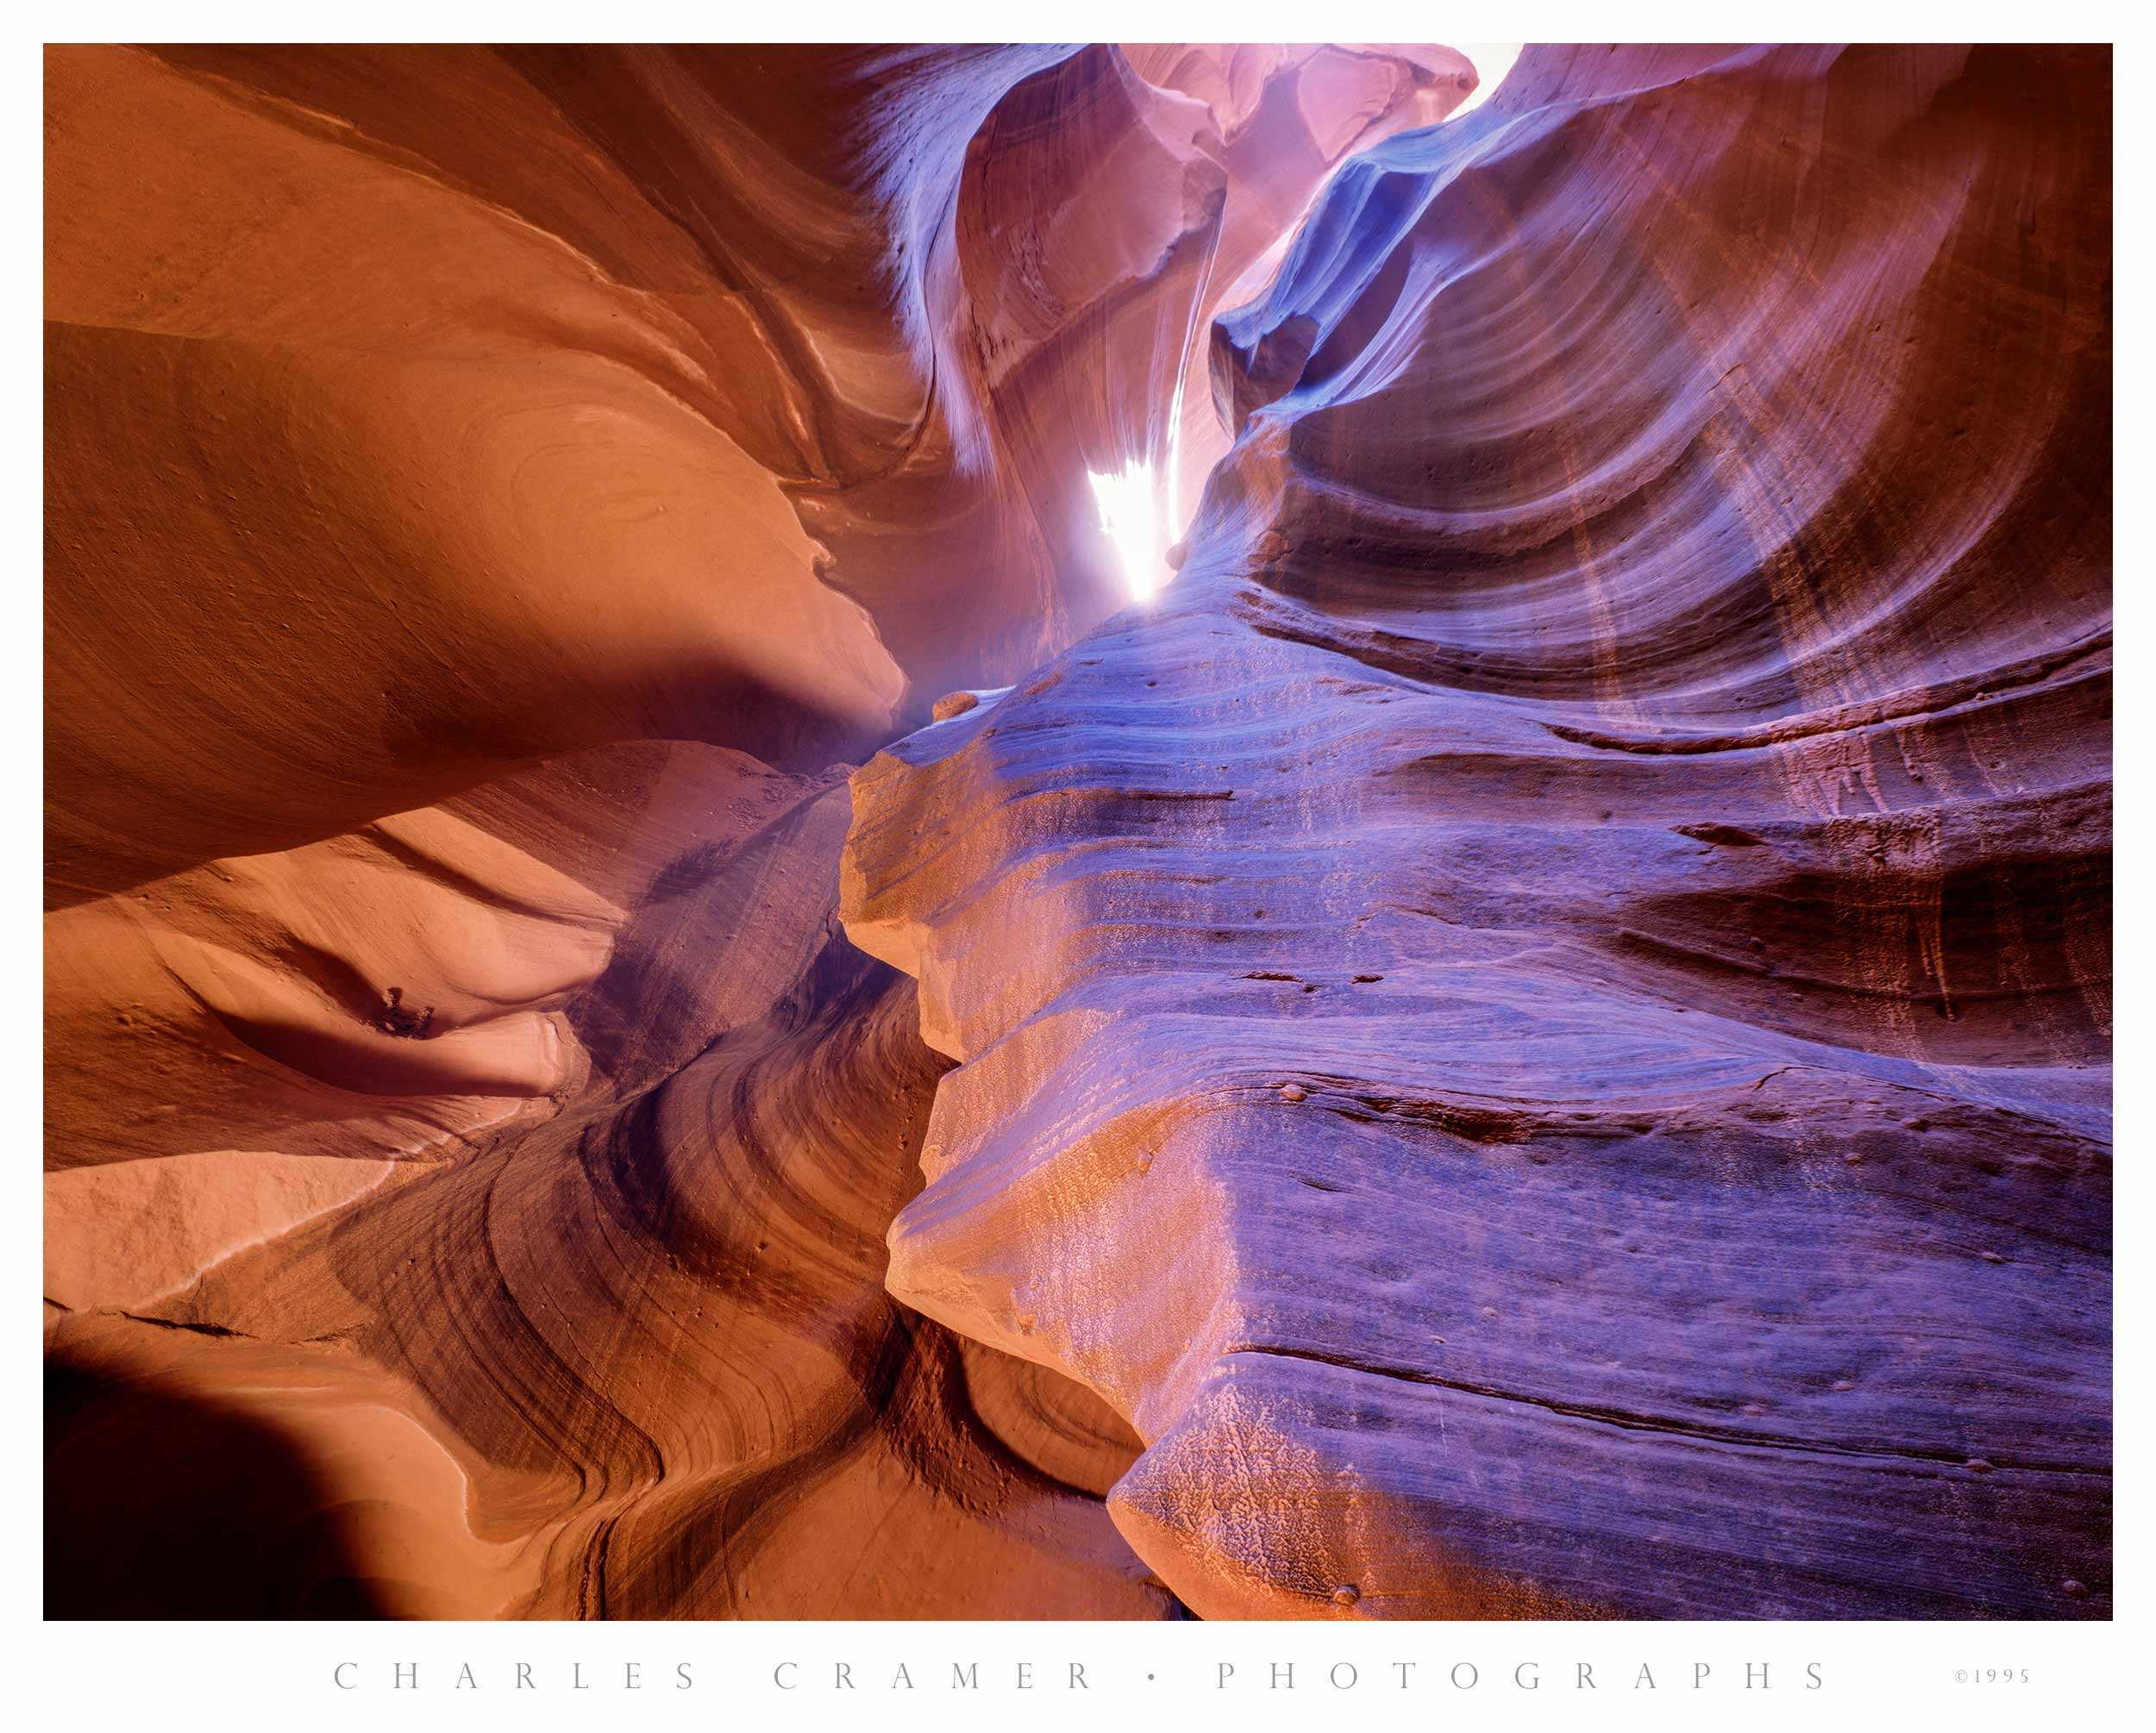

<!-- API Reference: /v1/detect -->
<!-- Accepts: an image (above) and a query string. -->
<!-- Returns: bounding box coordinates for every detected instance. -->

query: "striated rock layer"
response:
[842,44,2112,1618]
[45,43,1470,1617]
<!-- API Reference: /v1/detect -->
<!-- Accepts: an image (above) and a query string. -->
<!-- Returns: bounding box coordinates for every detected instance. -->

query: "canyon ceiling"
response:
[44,42,2109,1619]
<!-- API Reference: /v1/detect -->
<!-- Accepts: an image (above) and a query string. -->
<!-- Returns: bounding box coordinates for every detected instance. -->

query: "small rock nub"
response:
[1331,1585,1360,1608]
[932,690,981,721]
[1280,1083,1307,1103]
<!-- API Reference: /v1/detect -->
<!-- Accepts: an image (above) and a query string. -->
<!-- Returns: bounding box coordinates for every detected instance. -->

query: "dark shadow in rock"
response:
[46,1351,397,1619]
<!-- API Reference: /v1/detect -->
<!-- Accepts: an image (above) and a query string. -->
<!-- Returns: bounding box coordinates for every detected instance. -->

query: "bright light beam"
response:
[1088,461,1165,601]
[1451,43,1525,117]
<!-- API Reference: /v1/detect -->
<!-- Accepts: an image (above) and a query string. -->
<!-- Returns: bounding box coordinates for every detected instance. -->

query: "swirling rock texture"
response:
[43,42,1469,1617]
[843,43,2113,1618]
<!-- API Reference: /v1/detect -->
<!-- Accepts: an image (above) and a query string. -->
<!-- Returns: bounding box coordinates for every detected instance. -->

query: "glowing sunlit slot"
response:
[1088,462,1166,601]
[1451,43,1524,116]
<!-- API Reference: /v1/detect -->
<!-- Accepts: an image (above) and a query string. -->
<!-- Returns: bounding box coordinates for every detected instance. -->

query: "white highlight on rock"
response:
[1451,43,1525,117]
[1089,461,1167,601]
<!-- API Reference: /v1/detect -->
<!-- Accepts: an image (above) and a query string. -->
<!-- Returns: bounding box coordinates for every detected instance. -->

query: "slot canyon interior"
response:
[44,41,2110,1620]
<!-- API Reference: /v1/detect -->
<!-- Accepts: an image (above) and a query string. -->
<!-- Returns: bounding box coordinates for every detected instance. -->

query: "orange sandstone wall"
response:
[44,41,1462,1618]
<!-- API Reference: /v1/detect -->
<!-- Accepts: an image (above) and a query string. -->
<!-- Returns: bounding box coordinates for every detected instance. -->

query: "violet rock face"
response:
[842,43,2111,1619]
